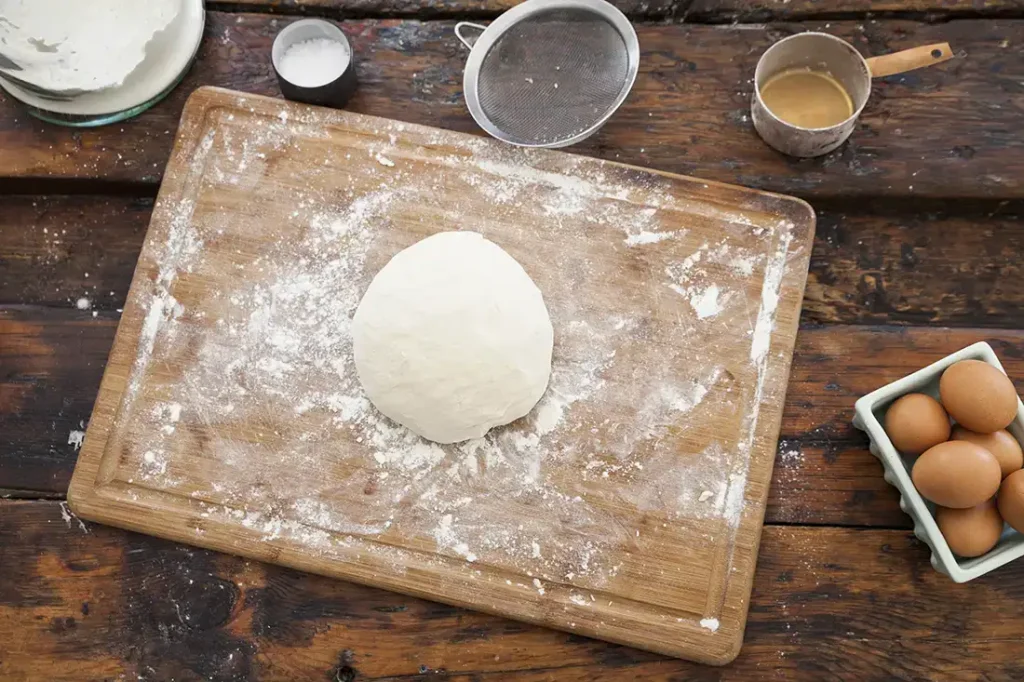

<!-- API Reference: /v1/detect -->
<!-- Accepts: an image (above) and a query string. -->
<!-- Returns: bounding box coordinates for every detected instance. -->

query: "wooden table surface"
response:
[1,1,1023,680]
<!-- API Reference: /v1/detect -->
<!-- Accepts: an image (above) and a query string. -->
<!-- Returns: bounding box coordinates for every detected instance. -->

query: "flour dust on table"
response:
[85,91,810,653]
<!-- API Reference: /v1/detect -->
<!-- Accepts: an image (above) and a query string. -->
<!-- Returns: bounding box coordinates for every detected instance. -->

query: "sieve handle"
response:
[866,42,954,78]
[455,22,487,49]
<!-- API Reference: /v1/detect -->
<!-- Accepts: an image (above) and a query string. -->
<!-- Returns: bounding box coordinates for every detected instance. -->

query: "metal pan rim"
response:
[461,0,640,148]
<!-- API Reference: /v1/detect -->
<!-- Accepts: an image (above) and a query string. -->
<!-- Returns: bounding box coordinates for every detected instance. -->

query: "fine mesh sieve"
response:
[455,0,639,148]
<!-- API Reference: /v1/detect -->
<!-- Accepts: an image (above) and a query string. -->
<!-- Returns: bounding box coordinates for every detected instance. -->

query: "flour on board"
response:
[114,102,799,608]
[689,284,724,320]
[624,229,679,246]
[700,617,721,632]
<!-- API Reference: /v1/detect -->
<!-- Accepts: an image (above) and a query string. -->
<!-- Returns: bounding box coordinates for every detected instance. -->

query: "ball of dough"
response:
[353,231,553,444]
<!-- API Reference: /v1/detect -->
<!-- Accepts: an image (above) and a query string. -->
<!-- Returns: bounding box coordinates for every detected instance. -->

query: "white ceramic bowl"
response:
[853,341,1024,582]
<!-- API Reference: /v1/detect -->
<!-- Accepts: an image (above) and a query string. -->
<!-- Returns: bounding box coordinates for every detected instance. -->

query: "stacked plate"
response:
[0,0,205,126]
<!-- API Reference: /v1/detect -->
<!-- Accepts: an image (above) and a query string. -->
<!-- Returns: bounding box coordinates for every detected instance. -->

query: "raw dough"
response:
[353,231,553,444]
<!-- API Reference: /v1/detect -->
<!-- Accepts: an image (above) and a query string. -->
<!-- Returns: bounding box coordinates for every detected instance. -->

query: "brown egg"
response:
[911,441,1001,508]
[884,393,950,454]
[935,499,1004,557]
[997,470,1024,533]
[939,359,1018,433]
[951,427,1023,479]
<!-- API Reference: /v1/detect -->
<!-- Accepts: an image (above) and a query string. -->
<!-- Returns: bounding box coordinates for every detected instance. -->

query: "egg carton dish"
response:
[854,342,1024,582]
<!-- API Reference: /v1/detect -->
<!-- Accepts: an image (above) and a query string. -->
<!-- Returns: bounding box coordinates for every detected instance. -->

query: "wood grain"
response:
[5,196,1022,325]
[0,309,115,495]
[219,0,1024,19]
[4,500,1024,681]
[1,0,1021,676]
[218,0,679,17]
[0,196,153,309]
[684,0,1024,21]
[217,0,497,14]
[64,87,817,664]
[805,199,1024,328]
[1,15,1021,198]
[6,306,1023,528]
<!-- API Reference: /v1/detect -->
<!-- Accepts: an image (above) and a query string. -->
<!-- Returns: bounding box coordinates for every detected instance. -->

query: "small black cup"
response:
[272,19,357,109]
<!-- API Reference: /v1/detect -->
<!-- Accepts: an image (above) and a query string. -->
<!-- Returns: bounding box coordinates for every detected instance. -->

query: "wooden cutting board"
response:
[69,87,815,664]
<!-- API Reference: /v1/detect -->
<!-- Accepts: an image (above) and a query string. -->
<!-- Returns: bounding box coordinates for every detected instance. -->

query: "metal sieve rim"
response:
[458,0,640,148]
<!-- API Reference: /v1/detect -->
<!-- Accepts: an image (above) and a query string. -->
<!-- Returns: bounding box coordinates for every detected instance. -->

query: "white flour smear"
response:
[67,429,85,450]
[115,102,799,615]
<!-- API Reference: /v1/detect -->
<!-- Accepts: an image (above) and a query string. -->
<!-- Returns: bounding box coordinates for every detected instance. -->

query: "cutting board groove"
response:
[69,87,814,664]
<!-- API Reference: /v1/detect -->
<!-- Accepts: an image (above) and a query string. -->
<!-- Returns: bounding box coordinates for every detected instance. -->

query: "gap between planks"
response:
[0,497,916,532]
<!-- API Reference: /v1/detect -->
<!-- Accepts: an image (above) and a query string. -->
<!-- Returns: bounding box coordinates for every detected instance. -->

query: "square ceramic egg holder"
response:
[854,342,1024,582]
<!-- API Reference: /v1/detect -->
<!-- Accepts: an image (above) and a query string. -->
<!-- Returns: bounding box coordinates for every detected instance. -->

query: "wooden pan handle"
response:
[866,43,954,78]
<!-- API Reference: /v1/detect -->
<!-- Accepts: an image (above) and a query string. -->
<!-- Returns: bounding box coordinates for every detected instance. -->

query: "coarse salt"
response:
[278,38,350,88]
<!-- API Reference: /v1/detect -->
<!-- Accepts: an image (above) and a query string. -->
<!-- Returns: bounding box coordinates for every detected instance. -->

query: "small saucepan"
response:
[751,32,953,158]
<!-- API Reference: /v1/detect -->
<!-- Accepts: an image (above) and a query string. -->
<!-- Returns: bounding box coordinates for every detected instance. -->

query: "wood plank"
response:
[3,500,1024,681]
[768,441,902,527]
[783,327,1024,440]
[4,310,1022,528]
[0,309,114,494]
[1,15,1021,198]
[4,196,1023,326]
[0,196,153,310]
[806,200,1024,327]
[220,0,1024,19]
[220,0,678,16]
[685,0,1024,21]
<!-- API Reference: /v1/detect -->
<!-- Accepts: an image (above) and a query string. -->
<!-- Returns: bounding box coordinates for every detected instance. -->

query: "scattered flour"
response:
[58,501,89,534]
[780,447,803,464]
[67,430,85,450]
[689,284,723,319]
[700,617,720,632]
[110,100,801,616]
[569,593,591,606]
[624,229,678,246]
[750,231,794,365]
[728,254,758,277]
